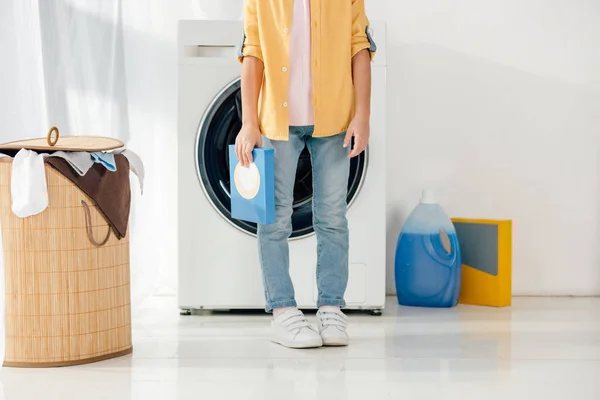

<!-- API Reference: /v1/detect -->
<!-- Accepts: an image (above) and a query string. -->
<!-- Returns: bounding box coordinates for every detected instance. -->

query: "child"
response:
[236,0,376,349]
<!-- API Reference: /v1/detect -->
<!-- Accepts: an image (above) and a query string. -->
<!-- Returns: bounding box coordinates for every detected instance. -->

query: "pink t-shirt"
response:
[287,0,314,127]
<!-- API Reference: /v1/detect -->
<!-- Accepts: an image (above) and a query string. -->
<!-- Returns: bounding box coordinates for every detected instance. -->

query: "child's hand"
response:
[344,116,370,158]
[235,124,263,167]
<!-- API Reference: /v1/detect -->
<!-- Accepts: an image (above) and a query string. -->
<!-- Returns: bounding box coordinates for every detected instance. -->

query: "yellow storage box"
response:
[452,219,512,307]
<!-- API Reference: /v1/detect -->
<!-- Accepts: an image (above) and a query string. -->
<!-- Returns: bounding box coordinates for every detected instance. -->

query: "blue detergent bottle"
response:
[395,190,462,307]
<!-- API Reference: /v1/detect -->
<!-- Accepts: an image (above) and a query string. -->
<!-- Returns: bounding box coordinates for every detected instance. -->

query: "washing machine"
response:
[177,20,386,313]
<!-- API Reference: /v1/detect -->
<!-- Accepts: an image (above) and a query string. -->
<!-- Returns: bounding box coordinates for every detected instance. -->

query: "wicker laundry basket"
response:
[0,129,132,368]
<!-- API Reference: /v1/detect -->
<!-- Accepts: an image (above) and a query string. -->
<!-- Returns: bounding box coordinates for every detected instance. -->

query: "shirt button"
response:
[284,28,289,34]
[282,67,287,72]
[283,102,288,107]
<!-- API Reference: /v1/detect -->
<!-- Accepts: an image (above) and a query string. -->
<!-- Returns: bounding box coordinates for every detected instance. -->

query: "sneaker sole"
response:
[271,338,323,349]
[322,338,349,347]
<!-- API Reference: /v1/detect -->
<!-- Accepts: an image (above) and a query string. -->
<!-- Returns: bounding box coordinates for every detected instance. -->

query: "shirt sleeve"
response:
[238,0,263,63]
[351,0,377,60]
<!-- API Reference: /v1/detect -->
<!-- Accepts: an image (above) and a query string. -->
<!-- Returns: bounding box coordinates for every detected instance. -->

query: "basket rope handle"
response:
[81,200,111,247]
[47,126,59,147]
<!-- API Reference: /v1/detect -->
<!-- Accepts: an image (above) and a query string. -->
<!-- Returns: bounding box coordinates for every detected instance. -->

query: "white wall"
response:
[375,0,600,295]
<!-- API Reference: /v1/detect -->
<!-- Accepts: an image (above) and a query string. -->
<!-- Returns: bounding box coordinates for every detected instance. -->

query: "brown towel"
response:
[46,155,131,239]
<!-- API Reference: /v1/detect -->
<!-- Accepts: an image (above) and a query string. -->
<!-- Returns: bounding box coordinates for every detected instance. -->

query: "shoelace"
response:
[319,310,348,329]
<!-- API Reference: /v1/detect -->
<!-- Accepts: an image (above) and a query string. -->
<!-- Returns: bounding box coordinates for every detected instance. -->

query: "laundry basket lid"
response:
[0,127,124,152]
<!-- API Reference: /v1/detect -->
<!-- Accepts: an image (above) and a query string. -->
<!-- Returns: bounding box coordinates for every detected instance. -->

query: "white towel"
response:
[115,149,145,194]
[48,151,94,176]
[11,149,49,218]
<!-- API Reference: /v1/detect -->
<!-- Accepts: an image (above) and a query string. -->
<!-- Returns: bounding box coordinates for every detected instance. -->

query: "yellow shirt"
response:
[238,0,376,141]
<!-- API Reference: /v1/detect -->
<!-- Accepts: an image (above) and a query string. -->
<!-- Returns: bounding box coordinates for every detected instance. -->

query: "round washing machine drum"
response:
[196,78,367,239]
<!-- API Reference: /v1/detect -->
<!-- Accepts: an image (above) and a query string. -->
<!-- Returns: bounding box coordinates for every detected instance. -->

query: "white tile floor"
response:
[1,297,599,400]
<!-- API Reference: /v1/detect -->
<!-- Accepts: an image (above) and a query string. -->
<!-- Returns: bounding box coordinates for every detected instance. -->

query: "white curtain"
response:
[0,0,244,366]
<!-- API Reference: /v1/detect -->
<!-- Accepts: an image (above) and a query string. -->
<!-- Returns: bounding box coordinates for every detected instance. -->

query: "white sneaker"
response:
[271,309,323,349]
[316,308,349,346]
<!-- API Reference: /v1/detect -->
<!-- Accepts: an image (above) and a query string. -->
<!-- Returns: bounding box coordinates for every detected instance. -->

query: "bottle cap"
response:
[420,189,436,204]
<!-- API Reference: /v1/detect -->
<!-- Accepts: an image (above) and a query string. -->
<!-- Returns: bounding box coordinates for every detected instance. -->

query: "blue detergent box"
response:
[228,145,275,224]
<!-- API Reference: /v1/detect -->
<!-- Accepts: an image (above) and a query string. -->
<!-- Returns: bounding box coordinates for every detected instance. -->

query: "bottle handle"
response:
[425,229,459,267]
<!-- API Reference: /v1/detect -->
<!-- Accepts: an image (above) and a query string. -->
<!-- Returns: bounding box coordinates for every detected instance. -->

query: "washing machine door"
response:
[196,78,366,239]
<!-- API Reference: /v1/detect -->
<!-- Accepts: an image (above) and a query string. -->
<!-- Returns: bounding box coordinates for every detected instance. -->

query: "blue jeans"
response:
[258,126,350,312]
